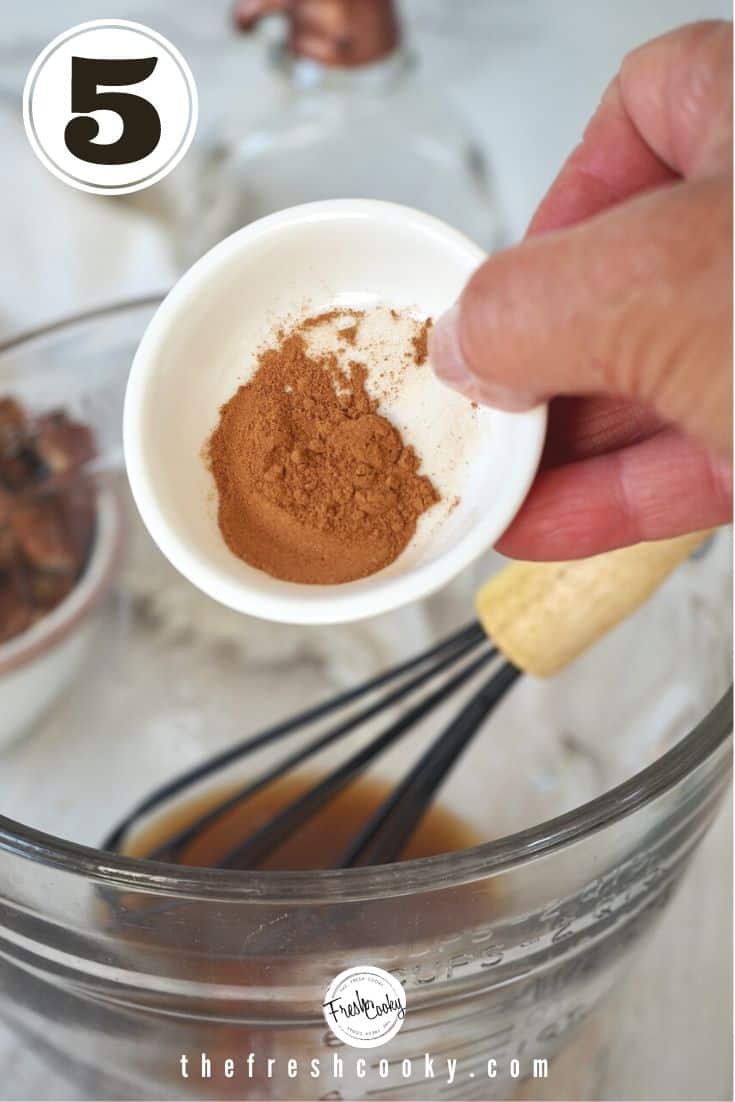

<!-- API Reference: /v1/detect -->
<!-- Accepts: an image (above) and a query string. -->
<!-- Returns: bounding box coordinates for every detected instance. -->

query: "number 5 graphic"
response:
[24,20,197,195]
[65,57,161,165]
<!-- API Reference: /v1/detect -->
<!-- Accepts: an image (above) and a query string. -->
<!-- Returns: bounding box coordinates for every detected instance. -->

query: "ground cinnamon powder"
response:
[411,317,432,365]
[208,315,439,584]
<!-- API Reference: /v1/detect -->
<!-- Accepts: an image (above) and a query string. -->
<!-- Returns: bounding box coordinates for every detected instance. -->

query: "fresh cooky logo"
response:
[23,19,197,195]
[323,966,406,1049]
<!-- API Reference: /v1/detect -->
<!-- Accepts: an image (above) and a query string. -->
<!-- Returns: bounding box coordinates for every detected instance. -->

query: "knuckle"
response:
[603,179,730,412]
[620,20,733,177]
[678,24,733,173]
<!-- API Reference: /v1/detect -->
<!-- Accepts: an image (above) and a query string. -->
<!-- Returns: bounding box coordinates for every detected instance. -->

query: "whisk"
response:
[103,531,708,869]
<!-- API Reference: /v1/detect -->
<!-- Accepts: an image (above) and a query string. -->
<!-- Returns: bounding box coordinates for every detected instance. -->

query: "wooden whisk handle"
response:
[475,531,712,678]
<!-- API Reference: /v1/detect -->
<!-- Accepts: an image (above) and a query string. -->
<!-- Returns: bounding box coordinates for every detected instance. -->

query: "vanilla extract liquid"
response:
[124,772,480,870]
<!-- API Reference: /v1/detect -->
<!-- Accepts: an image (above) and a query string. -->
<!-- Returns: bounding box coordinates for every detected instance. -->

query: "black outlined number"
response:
[64,56,160,165]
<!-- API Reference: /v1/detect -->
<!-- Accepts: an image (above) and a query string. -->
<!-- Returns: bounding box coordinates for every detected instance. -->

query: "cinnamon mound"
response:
[208,318,439,584]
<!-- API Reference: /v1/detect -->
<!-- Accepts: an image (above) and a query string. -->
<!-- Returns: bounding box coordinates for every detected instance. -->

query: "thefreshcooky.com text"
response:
[178,1051,550,1086]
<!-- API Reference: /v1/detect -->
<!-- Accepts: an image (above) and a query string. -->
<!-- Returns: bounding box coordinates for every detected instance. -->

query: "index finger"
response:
[527,20,732,236]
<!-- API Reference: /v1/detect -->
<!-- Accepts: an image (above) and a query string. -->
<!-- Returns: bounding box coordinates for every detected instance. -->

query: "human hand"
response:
[430,21,732,559]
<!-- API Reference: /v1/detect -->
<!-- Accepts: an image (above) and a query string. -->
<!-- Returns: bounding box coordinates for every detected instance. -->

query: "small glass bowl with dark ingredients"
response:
[0,397,123,748]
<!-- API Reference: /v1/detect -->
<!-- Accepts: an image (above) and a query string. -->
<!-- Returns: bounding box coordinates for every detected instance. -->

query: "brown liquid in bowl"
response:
[124,773,480,870]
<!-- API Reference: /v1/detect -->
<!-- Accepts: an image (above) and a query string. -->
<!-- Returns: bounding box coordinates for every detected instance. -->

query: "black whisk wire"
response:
[216,647,497,869]
[104,622,486,856]
[339,661,521,867]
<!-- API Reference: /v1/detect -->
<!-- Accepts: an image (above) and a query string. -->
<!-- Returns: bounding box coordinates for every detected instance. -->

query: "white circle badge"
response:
[323,966,407,1049]
[23,19,197,195]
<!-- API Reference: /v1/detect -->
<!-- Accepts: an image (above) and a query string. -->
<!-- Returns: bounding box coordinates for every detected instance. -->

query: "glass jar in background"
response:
[186,0,503,263]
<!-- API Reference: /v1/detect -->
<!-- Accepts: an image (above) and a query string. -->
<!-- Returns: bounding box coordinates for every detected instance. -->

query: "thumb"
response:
[430,176,732,457]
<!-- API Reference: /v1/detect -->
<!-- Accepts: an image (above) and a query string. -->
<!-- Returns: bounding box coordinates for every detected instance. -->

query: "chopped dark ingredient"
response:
[0,485,10,527]
[0,448,41,491]
[0,397,97,646]
[61,480,96,561]
[10,497,77,573]
[27,567,75,610]
[0,525,16,570]
[35,411,96,473]
[0,398,26,458]
[0,575,32,644]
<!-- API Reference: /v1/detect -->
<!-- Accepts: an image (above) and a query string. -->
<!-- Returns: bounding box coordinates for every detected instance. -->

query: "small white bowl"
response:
[0,489,123,749]
[124,200,546,625]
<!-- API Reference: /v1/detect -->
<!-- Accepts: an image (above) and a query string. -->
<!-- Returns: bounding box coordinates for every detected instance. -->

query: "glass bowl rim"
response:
[0,297,731,903]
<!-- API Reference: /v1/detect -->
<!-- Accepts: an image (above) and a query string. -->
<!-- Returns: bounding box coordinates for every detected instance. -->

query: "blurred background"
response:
[0,0,731,333]
[0,2,731,1100]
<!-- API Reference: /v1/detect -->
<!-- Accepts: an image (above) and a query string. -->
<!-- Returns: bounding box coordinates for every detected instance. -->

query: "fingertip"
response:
[430,285,543,412]
[429,303,468,390]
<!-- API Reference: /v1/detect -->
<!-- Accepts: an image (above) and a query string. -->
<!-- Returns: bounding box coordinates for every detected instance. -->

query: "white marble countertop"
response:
[0,3,731,1100]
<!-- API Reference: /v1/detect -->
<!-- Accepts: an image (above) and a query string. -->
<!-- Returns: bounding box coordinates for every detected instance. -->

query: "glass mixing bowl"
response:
[0,300,731,1101]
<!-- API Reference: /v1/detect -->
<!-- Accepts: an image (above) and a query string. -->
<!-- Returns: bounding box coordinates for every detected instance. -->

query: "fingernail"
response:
[429,303,469,388]
[462,378,542,412]
[430,304,541,412]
